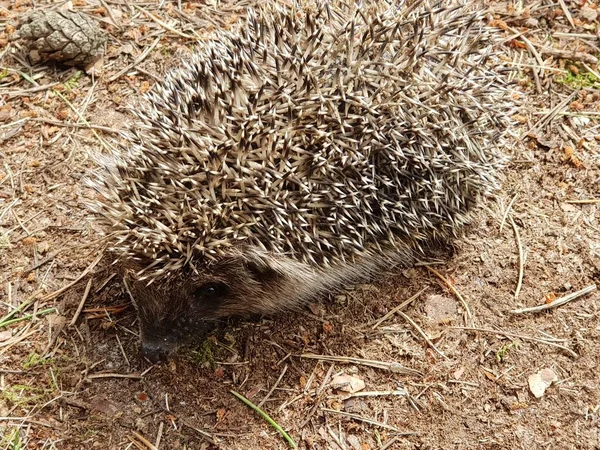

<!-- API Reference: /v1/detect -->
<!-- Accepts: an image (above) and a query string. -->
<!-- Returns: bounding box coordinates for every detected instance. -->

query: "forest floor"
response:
[0,0,599,449]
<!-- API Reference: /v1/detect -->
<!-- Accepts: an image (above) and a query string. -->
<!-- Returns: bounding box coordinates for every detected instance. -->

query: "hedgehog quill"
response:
[89,0,512,362]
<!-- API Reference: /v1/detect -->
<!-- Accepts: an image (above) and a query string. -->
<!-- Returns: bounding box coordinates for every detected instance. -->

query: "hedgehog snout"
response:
[141,332,179,364]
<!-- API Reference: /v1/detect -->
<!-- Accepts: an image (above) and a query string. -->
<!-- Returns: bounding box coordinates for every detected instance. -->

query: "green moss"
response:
[22,352,53,370]
[0,68,9,82]
[556,67,599,88]
[189,336,217,368]
[496,341,520,363]
[2,384,50,407]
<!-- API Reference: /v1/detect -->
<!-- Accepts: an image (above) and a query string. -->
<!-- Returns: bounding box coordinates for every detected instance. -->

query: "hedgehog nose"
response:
[141,339,173,363]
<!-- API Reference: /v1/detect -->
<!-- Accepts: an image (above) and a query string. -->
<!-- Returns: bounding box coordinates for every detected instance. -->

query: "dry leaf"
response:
[0,330,12,342]
[454,367,465,380]
[331,374,365,393]
[528,368,558,398]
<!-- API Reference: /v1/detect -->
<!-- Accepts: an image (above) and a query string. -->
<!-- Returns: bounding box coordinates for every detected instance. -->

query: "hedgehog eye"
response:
[192,282,229,303]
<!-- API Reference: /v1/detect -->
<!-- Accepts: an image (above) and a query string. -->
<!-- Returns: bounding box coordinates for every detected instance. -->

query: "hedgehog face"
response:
[126,253,293,363]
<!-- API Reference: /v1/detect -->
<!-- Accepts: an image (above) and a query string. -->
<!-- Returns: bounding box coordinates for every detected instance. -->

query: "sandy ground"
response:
[0,1,599,449]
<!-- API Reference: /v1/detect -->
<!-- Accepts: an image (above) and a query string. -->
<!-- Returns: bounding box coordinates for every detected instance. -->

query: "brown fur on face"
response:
[125,245,416,362]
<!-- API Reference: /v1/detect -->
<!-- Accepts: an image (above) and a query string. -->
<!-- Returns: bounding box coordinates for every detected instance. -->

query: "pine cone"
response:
[11,10,107,67]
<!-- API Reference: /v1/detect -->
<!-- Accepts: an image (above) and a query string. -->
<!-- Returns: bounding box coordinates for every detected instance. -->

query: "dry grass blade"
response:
[130,432,158,450]
[0,417,61,429]
[451,326,578,358]
[510,216,524,300]
[557,0,575,28]
[539,46,598,64]
[499,193,518,232]
[0,328,40,352]
[53,90,114,153]
[371,288,426,329]
[511,285,596,314]
[154,422,164,449]
[134,6,196,39]
[257,364,288,409]
[180,419,217,444]
[322,408,417,434]
[426,266,472,319]
[346,389,408,398]
[38,251,104,303]
[107,34,163,83]
[397,311,449,360]
[300,354,422,376]
[521,91,577,138]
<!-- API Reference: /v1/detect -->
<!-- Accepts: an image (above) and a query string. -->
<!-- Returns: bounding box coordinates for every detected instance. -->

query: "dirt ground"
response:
[0,0,599,449]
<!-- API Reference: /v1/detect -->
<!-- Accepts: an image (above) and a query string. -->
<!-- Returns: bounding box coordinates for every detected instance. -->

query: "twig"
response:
[257,364,288,409]
[397,311,448,360]
[230,390,297,449]
[510,217,524,300]
[506,27,545,93]
[451,326,578,358]
[69,278,93,326]
[1,82,61,98]
[381,437,401,450]
[511,285,596,314]
[296,364,335,428]
[371,288,426,329]
[539,46,598,65]
[426,266,472,319]
[86,372,142,380]
[300,354,422,376]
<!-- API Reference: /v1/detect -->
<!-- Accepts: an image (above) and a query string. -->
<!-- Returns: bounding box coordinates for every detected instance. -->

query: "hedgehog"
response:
[89,0,511,363]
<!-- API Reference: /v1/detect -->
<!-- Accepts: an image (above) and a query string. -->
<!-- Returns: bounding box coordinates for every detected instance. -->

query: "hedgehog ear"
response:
[243,254,280,283]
